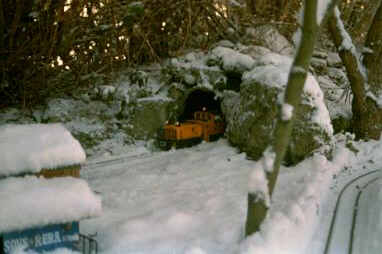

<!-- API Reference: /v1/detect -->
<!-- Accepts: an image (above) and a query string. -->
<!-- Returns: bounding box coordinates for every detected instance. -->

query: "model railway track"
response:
[83,152,151,170]
[324,170,381,254]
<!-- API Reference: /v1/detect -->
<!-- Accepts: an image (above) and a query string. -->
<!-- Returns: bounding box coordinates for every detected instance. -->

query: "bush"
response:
[0,0,243,108]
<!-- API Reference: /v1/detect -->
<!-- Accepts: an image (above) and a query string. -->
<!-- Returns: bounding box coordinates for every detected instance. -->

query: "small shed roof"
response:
[0,176,102,234]
[0,123,86,177]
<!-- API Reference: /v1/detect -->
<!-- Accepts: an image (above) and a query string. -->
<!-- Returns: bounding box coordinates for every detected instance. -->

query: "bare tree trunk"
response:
[329,5,382,140]
[364,2,382,92]
[245,0,339,236]
[361,2,382,139]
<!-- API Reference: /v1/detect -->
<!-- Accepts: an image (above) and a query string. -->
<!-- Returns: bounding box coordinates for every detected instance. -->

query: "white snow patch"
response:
[303,75,334,136]
[242,146,353,254]
[282,103,294,121]
[211,46,255,72]
[334,7,367,80]
[0,124,86,177]
[366,91,382,108]
[243,65,289,90]
[248,148,275,207]
[292,66,306,75]
[0,176,102,234]
[248,167,270,206]
[317,0,331,25]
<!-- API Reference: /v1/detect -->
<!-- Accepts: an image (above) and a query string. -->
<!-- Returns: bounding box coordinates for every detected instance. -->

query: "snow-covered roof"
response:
[0,176,102,234]
[0,123,86,177]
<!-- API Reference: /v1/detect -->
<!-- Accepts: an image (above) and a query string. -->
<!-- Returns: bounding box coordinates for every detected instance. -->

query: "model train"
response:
[157,109,225,150]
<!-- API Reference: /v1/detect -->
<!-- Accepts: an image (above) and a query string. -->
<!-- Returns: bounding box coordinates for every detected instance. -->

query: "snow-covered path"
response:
[81,140,253,254]
[77,136,382,254]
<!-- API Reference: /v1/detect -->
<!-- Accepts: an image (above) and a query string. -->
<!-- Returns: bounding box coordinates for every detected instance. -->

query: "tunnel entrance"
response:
[179,89,222,121]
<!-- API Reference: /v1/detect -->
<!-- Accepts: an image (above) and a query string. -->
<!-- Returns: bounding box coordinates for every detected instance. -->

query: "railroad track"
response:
[83,151,152,170]
[324,170,381,254]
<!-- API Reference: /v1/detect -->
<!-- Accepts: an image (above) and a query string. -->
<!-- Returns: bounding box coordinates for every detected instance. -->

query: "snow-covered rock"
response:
[208,46,255,74]
[327,52,342,67]
[239,45,272,61]
[245,25,294,56]
[222,53,333,164]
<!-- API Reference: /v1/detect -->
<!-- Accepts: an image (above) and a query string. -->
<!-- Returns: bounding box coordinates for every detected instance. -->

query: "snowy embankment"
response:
[79,135,382,254]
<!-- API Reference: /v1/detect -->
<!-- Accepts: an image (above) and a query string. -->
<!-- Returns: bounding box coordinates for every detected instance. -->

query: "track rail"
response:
[324,170,381,254]
[83,152,151,170]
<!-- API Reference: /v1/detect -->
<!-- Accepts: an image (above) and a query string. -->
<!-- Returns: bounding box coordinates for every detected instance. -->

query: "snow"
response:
[281,103,294,121]
[210,46,255,72]
[317,0,331,25]
[334,7,367,80]
[2,124,382,254]
[0,176,102,234]
[366,91,382,108]
[303,74,334,136]
[0,124,86,177]
[73,134,382,254]
[247,148,276,204]
[248,166,270,207]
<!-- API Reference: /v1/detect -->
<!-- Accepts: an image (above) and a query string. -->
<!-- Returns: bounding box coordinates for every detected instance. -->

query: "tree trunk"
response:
[364,2,382,93]
[245,0,320,236]
[361,2,382,139]
[329,5,382,140]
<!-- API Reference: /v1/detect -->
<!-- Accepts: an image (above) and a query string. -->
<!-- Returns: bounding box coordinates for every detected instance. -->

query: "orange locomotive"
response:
[157,109,225,150]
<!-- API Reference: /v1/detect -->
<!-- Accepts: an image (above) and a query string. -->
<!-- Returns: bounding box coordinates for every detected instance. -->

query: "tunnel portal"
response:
[179,90,222,121]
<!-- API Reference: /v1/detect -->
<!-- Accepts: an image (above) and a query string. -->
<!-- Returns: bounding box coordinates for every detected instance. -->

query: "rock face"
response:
[245,25,294,56]
[123,97,173,139]
[222,53,333,165]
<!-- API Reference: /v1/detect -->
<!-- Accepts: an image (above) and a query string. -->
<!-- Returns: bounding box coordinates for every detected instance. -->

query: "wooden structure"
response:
[0,124,99,254]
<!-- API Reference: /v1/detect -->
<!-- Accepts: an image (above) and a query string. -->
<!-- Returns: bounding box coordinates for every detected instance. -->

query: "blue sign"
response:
[2,222,79,253]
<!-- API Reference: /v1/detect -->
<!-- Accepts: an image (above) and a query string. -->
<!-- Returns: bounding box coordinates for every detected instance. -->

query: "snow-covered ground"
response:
[78,135,382,254]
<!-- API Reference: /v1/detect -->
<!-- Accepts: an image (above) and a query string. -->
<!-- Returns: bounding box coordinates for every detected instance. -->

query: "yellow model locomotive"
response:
[157,109,225,150]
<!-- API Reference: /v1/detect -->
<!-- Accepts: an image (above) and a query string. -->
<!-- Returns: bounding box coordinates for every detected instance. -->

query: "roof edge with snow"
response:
[0,123,86,177]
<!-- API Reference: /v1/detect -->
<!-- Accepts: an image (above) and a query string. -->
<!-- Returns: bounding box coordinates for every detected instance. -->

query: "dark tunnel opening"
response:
[179,90,222,121]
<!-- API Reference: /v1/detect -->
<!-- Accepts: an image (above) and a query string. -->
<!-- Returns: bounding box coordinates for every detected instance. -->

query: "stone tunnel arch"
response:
[179,89,223,121]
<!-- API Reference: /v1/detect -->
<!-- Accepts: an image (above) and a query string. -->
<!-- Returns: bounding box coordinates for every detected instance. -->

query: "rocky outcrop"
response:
[222,53,333,165]
[120,96,174,139]
[245,25,294,56]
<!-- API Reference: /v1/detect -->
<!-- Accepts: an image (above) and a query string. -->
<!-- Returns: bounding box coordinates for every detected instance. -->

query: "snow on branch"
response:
[248,148,276,207]
[281,103,294,121]
[333,7,367,81]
